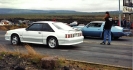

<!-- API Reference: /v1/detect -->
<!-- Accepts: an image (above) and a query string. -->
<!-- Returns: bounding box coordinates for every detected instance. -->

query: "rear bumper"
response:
[113,32,132,37]
[123,32,132,36]
[58,36,84,45]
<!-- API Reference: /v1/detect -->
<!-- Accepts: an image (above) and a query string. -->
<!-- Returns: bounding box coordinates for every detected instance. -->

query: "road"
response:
[0,31,132,68]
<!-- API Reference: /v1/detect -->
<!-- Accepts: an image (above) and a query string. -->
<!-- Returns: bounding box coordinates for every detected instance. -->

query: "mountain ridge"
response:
[0,8,121,14]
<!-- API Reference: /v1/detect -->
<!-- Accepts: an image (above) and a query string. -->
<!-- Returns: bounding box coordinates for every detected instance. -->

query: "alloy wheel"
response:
[48,37,58,48]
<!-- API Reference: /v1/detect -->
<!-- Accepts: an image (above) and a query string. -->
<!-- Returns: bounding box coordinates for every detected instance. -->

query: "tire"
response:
[47,37,58,49]
[114,37,119,40]
[11,35,20,45]
[83,36,87,38]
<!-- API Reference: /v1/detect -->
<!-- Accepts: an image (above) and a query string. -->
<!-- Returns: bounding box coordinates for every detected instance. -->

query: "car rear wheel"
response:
[114,37,119,40]
[11,35,20,45]
[47,37,58,49]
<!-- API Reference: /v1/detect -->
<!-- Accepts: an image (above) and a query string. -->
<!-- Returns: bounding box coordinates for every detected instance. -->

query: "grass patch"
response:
[0,24,28,31]
[0,26,8,31]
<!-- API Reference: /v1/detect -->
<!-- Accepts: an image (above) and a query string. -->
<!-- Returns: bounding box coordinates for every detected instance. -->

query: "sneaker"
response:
[100,42,105,45]
[107,43,111,45]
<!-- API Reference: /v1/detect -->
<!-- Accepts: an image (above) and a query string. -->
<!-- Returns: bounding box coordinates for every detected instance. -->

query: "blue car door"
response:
[83,23,103,37]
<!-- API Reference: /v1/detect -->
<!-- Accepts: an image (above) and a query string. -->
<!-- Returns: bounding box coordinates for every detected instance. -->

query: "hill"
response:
[0,8,121,15]
[0,8,79,14]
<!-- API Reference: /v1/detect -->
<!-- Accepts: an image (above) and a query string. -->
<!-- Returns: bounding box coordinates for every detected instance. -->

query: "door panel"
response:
[83,23,103,37]
[86,27,102,37]
[22,23,43,44]
[22,31,43,43]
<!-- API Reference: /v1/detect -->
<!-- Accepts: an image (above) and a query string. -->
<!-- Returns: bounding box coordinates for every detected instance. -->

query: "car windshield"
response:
[53,23,74,30]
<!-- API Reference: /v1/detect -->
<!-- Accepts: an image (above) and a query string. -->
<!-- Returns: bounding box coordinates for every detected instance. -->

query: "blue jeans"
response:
[103,29,111,43]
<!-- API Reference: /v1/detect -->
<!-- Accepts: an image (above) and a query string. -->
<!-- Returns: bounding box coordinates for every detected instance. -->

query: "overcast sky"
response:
[0,0,123,12]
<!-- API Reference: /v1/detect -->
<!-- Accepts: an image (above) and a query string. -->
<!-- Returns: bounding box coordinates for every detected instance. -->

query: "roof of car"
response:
[33,21,63,24]
[90,21,105,23]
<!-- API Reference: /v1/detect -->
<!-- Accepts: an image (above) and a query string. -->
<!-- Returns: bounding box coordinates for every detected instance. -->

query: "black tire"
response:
[11,35,20,45]
[47,37,58,49]
[114,37,119,40]
[83,36,87,38]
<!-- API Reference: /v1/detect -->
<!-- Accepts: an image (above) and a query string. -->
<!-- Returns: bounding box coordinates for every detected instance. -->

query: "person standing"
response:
[126,20,131,29]
[121,17,127,28]
[100,12,113,45]
[113,16,118,26]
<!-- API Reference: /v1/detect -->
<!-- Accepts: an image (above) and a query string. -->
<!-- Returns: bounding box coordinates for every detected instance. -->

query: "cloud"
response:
[0,0,123,12]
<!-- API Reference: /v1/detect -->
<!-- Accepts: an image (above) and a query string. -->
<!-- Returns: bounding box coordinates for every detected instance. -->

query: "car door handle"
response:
[98,29,100,30]
[38,32,41,34]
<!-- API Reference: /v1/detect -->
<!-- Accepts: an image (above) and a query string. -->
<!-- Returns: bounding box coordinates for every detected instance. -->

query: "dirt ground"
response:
[0,53,83,70]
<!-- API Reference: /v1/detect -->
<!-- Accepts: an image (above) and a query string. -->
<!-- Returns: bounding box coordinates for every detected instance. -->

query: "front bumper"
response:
[5,35,10,41]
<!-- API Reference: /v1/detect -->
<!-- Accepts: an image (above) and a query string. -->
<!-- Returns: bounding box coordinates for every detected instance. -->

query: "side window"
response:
[95,23,102,27]
[88,23,95,27]
[88,23,102,27]
[43,23,54,32]
[27,23,43,31]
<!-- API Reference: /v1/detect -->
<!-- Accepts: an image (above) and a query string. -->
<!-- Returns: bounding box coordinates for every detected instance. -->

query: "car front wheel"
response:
[11,35,20,45]
[47,37,58,49]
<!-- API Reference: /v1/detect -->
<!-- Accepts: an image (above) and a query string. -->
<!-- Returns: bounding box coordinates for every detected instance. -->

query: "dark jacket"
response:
[121,19,126,27]
[104,16,113,30]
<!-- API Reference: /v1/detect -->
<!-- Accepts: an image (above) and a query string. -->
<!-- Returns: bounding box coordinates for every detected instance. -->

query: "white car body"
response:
[5,21,84,48]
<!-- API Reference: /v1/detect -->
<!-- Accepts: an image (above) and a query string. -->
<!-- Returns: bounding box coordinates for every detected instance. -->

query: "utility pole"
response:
[119,0,121,26]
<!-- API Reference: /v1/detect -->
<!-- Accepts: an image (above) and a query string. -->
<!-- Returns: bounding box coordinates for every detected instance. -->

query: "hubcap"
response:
[48,38,56,48]
[12,36,18,45]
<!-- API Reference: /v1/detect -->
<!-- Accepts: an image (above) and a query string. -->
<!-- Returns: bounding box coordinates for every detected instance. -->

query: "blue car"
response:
[73,21,132,39]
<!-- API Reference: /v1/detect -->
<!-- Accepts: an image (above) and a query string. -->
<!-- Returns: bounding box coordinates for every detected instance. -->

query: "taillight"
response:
[65,33,82,38]
[68,34,71,38]
[81,33,83,36]
[65,34,74,38]
[80,33,82,36]
[65,34,68,38]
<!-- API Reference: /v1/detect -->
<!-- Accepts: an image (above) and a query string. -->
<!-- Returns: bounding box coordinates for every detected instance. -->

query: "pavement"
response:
[0,31,132,68]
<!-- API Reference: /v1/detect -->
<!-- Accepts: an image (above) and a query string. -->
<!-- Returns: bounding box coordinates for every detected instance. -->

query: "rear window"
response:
[53,23,73,30]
